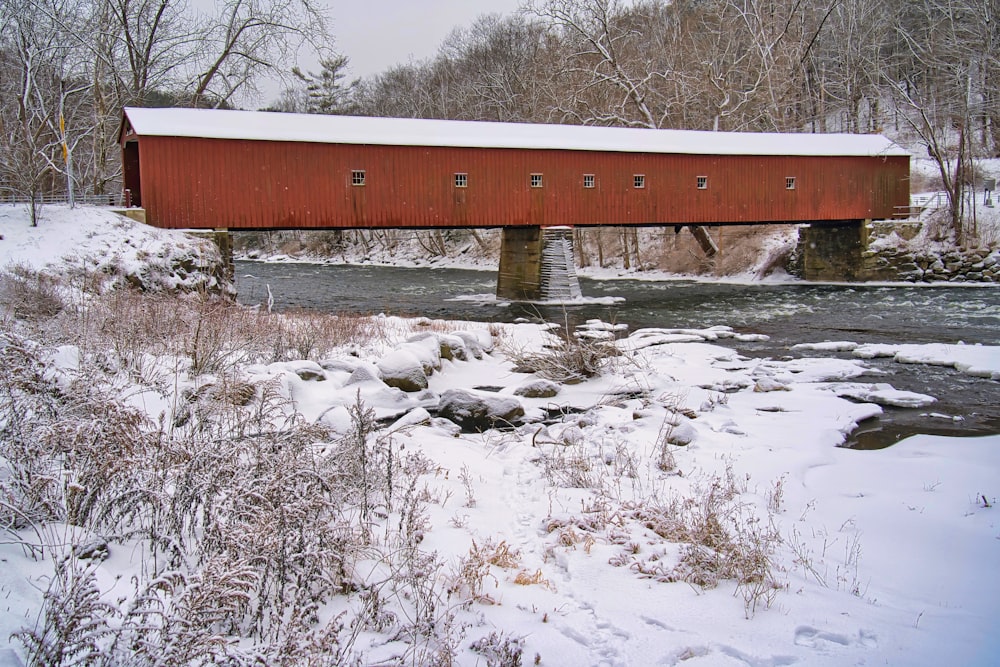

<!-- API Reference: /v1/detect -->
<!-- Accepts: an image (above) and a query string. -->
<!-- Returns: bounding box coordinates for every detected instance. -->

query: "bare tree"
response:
[18,0,201,202]
[821,0,895,133]
[98,0,200,105]
[890,0,995,243]
[529,0,666,128]
[0,0,91,224]
[437,14,549,122]
[190,0,331,108]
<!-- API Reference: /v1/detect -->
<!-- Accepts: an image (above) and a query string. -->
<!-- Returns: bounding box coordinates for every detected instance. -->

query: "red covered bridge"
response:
[119,107,910,296]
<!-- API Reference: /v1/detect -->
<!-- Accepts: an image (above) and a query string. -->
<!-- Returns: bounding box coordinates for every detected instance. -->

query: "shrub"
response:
[622,469,784,617]
[0,264,65,322]
[0,302,459,663]
[506,330,620,383]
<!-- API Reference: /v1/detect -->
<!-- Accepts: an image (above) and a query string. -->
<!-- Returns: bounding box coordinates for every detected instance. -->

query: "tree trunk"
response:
[620,229,631,270]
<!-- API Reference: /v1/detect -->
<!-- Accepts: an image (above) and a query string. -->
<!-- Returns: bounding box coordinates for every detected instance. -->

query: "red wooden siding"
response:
[128,135,909,230]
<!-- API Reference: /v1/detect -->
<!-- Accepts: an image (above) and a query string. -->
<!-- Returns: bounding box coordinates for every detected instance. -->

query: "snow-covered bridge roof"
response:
[123,107,908,158]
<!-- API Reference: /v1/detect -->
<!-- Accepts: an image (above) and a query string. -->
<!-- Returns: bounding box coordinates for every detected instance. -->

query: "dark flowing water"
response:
[236,261,1000,448]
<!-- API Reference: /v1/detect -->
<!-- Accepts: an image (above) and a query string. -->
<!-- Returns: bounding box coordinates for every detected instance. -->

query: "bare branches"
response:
[529,0,667,128]
[191,0,332,108]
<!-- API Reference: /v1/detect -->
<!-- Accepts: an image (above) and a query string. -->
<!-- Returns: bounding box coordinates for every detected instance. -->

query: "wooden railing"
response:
[894,192,948,218]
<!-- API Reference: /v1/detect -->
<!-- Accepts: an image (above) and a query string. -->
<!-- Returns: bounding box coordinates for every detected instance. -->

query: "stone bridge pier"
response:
[498,220,879,298]
[797,220,872,282]
[497,226,582,301]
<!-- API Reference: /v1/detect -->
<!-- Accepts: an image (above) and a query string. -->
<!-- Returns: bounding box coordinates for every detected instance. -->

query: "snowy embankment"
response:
[0,205,229,293]
[0,205,998,666]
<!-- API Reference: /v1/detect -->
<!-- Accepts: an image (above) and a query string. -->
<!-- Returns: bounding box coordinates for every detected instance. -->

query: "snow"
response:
[829,382,938,408]
[1,206,999,666]
[123,107,909,158]
[2,205,165,272]
[0,204,226,293]
[853,342,1000,380]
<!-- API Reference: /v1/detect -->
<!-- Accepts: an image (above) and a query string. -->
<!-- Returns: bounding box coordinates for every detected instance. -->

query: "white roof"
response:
[123,107,909,158]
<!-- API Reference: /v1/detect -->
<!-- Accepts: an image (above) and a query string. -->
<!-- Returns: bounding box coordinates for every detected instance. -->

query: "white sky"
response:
[327,0,525,78]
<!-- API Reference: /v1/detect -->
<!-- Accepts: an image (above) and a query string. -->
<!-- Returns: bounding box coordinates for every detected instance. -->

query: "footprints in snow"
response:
[793,625,878,650]
[657,626,877,666]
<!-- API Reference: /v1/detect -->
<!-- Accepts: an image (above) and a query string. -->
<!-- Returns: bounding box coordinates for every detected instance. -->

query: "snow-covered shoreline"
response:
[1,205,998,666]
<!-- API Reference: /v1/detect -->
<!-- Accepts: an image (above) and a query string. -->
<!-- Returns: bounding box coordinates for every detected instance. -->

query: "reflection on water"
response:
[236,261,1000,448]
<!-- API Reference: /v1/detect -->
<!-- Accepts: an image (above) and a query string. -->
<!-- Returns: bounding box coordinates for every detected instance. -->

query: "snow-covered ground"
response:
[1,205,998,666]
[0,204,227,293]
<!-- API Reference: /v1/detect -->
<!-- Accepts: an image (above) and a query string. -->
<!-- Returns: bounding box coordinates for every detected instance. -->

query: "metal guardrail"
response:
[0,193,124,206]
[911,192,948,209]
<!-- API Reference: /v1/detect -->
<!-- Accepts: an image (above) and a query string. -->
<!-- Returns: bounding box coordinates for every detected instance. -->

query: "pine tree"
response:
[292,54,357,115]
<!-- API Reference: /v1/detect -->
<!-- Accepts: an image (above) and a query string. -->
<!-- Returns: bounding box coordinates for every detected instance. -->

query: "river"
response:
[235,260,1000,449]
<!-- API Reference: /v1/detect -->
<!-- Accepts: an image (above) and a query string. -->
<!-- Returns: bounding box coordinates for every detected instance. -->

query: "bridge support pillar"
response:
[799,220,870,281]
[214,228,234,282]
[497,226,582,301]
[190,228,234,283]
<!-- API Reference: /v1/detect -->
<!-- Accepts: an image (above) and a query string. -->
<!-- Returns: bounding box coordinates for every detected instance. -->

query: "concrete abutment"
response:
[188,228,235,283]
[797,220,870,281]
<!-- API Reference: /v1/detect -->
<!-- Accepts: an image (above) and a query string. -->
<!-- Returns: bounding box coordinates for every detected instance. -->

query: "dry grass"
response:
[276,307,390,360]
[0,264,65,322]
[0,271,414,376]
[0,285,480,663]
[614,467,785,617]
[504,330,620,384]
[449,538,522,605]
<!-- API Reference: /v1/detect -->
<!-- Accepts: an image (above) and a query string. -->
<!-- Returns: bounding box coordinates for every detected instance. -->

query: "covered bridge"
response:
[119,107,910,296]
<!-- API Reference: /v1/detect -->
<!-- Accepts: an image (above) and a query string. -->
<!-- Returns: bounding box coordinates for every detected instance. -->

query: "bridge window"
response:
[786,176,797,190]
[455,172,468,188]
[696,176,708,190]
[531,173,543,188]
[634,174,645,189]
[583,174,595,188]
[351,170,366,186]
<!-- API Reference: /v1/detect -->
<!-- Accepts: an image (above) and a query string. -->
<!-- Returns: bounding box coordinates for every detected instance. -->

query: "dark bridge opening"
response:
[122,141,141,207]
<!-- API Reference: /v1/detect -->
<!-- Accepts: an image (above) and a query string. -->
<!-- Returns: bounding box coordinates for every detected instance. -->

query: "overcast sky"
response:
[327,0,525,78]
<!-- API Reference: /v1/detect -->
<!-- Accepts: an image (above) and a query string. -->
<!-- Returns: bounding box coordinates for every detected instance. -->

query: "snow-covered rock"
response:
[344,360,383,386]
[317,405,352,432]
[402,334,443,374]
[453,329,493,359]
[378,349,428,392]
[512,379,561,398]
[754,377,791,392]
[286,360,327,382]
[388,407,433,431]
[436,388,525,430]
[831,383,937,408]
[665,419,698,446]
[436,333,470,361]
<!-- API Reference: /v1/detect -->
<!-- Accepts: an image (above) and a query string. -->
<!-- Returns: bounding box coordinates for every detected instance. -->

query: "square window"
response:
[455,172,468,188]
[634,174,645,189]
[351,170,366,186]
[531,173,543,188]
[786,176,796,190]
[583,174,595,189]
[696,176,708,190]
